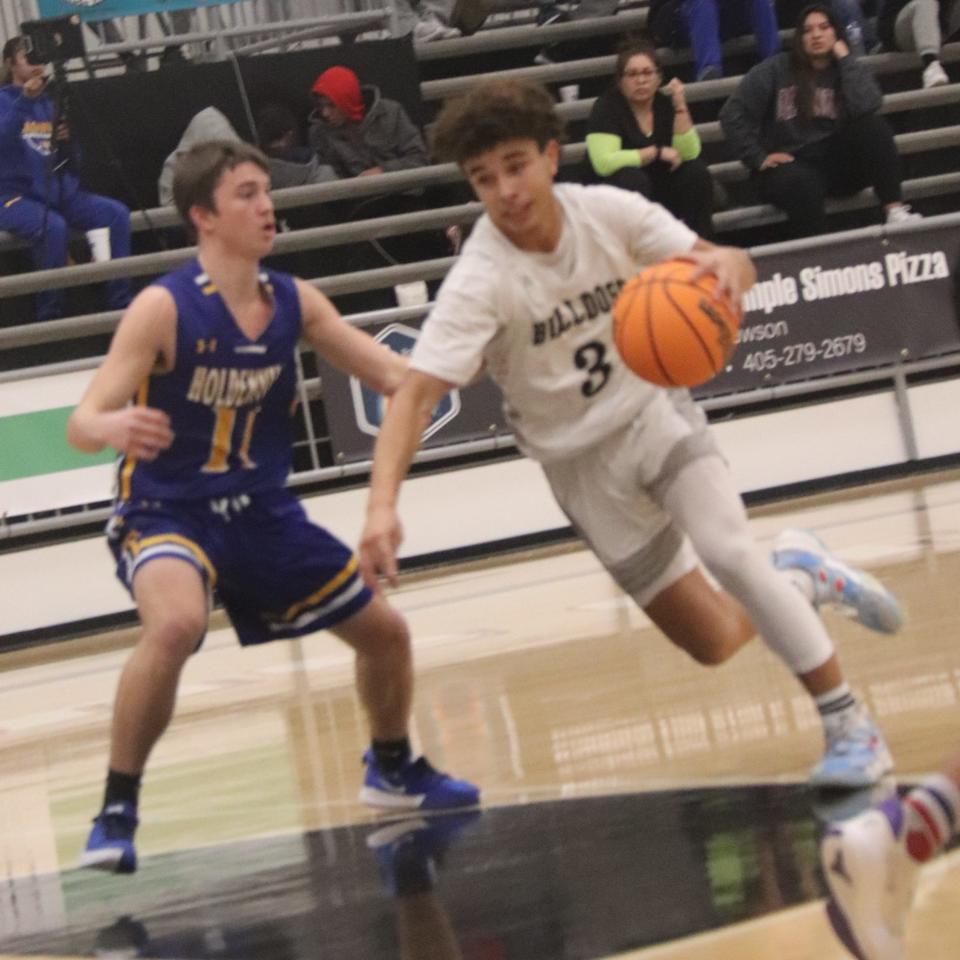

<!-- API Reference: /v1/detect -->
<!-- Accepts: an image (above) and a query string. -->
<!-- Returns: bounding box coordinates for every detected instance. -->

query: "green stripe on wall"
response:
[0,407,115,481]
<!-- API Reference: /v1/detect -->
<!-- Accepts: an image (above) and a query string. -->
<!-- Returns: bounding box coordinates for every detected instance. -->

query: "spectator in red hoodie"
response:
[307,66,429,180]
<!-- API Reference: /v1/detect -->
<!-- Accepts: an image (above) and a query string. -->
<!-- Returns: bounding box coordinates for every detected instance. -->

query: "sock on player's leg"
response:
[815,682,859,729]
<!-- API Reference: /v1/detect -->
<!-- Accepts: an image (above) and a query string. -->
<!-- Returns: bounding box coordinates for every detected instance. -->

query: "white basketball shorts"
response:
[542,389,719,608]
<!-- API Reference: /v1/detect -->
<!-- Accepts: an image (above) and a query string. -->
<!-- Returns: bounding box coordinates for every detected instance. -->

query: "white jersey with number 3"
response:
[410,183,698,463]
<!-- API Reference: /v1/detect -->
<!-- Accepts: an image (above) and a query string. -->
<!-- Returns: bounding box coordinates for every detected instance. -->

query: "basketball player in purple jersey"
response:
[359,78,904,796]
[67,141,478,875]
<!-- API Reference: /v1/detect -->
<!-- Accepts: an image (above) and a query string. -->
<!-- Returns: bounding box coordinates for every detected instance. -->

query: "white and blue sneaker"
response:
[812,712,894,789]
[359,751,480,811]
[820,796,918,960]
[79,802,139,874]
[773,529,903,634]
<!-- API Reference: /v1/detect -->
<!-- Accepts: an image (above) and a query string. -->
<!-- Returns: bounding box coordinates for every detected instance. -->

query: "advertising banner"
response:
[318,320,509,464]
[37,0,239,24]
[695,222,960,399]
[322,223,960,462]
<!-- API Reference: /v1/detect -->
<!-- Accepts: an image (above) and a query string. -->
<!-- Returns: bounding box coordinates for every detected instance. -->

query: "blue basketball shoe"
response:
[367,811,482,897]
[820,796,918,960]
[773,529,903,634]
[812,711,894,788]
[79,802,139,874]
[359,751,480,811]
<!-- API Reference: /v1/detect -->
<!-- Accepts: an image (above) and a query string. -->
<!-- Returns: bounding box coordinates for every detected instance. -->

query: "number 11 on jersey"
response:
[203,406,260,473]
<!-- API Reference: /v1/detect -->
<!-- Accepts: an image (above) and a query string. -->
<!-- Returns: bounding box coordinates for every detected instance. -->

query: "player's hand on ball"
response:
[683,246,752,309]
[360,504,404,590]
[103,407,173,460]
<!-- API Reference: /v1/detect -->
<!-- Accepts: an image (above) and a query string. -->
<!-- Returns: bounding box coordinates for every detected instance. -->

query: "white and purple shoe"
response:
[820,796,918,960]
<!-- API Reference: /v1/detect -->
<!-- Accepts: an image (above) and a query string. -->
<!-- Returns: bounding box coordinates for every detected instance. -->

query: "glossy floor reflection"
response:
[2,783,941,960]
[2,470,960,958]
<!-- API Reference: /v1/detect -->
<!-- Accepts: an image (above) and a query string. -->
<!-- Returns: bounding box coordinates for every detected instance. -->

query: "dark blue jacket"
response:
[0,82,80,204]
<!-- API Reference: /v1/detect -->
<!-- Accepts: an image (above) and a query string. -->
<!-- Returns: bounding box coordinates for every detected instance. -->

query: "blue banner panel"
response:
[318,318,509,464]
[37,0,239,25]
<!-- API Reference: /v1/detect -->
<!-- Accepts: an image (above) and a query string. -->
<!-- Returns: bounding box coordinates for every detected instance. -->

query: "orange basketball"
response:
[612,258,741,388]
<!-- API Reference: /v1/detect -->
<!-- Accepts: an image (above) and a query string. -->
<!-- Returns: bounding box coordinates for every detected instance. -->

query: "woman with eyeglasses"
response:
[586,38,715,237]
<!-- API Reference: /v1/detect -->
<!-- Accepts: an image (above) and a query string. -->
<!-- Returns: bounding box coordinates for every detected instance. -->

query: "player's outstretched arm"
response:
[66,286,176,459]
[296,279,408,396]
[359,370,453,590]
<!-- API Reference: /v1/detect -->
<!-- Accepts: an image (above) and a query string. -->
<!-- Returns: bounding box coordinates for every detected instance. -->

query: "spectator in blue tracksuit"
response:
[649,0,782,80]
[0,36,131,321]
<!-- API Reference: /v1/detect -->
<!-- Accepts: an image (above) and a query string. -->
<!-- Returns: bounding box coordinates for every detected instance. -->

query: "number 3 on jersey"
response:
[574,340,612,397]
[203,406,260,472]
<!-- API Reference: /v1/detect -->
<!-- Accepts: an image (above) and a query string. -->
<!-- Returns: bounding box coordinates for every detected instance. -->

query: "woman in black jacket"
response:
[719,3,920,237]
[586,39,716,237]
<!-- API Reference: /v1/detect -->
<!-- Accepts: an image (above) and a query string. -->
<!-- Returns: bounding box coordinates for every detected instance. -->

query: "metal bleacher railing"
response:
[4,207,960,544]
[2,18,959,539]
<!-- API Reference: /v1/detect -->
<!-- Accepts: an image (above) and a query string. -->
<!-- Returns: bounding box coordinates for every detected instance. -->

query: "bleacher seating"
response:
[1,17,957,341]
[2,2,959,541]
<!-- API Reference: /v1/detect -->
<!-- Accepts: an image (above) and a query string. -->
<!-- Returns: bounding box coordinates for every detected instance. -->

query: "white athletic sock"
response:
[903,774,960,863]
[815,682,860,732]
[780,567,817,605]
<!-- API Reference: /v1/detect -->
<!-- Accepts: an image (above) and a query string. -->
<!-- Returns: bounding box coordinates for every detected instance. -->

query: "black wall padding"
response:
[65,36,423,209]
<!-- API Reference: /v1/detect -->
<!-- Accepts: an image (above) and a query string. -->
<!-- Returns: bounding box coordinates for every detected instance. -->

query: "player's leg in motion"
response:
[821,752,960,960]
[654,454,896,787]
[80,557,208,873]
[332,595,480,812]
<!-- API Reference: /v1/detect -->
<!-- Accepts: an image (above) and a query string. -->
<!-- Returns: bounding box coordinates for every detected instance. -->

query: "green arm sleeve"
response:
[672,126,701,162]
[586,132,643,177]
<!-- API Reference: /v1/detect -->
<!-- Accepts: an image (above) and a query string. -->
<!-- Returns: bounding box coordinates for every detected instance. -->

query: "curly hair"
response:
[431,78,564,166]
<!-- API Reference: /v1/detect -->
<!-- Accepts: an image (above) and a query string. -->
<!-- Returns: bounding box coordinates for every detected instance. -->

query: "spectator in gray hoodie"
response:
[157,106,335,207]
[308,66,429,180]
[719,3,920,237]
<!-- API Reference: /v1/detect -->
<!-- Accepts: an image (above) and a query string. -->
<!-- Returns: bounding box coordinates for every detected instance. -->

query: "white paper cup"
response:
[86,227,112,263]
[394,281,429,307]
[558,84,580,103]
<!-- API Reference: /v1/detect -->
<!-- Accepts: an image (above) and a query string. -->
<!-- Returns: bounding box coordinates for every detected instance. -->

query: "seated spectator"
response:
[877,0,953,87]
[829,0,876,54]
[780,0,876,54]
[649,0,782,79]
[0,37,131,321]
[308,66,429,179]
[586,39,715,236]
[719,3,921,237]
[157,106,241,206]
[157,105,336,206]
[394,0,492,40]
[536,0,619,24]
[254,103,338,189]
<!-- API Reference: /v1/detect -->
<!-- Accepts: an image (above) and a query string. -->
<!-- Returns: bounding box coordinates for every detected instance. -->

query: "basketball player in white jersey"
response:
[358,77,903,788]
